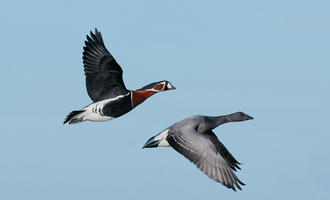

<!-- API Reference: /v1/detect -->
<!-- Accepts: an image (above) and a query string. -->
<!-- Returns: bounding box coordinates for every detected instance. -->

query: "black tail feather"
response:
[63,110,84,124]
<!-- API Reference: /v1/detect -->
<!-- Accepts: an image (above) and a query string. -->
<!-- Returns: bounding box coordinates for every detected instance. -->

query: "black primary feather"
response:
[83,28,128,102]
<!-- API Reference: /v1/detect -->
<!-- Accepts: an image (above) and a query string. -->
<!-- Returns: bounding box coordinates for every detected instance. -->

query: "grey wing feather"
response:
[167,127,244,191]
[204,130,241,171]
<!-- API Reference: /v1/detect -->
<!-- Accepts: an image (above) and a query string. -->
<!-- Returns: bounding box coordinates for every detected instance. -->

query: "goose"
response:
[143,112,253,191]
[64,29,175,124]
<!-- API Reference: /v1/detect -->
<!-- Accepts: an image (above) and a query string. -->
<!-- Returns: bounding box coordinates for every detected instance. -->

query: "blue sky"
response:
[1,0,329,199]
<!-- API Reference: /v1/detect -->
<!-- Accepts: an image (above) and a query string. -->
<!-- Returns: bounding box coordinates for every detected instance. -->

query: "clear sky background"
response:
[1,0,329,199]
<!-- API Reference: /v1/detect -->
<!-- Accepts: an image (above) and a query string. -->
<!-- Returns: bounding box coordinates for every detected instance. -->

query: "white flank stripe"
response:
[81,92,130,122]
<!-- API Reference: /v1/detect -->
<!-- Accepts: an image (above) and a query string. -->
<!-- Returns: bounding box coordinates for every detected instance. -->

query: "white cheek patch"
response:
[167,82,172,89]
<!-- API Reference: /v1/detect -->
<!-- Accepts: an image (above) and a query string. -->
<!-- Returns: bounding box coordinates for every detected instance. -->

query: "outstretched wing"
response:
[83,29,128,102]
[203,130,242,171]
[167,127,244,191]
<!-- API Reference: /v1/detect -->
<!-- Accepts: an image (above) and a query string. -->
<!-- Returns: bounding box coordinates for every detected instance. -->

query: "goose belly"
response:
[83,93,132,121]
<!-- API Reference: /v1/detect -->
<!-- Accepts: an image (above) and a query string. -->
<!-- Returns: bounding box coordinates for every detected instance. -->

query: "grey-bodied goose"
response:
[143,112,253,191]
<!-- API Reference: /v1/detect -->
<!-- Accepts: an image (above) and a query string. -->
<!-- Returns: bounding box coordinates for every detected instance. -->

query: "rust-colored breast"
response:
[132,90,156,108]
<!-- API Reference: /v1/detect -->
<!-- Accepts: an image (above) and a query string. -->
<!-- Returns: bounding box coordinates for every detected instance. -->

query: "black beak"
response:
[143,136,160,148]
[171,86,176,90]
[246,114,254,120]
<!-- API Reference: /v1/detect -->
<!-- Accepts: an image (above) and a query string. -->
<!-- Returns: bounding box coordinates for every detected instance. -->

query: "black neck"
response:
[137,81,165,91]
[197,112,253,133]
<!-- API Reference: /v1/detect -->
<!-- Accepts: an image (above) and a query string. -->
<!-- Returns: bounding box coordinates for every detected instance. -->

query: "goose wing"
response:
[83,29,128,102]
[167,127,244,191]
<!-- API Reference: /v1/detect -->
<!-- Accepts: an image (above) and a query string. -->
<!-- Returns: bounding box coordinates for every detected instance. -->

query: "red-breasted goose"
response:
[64,29,175,124]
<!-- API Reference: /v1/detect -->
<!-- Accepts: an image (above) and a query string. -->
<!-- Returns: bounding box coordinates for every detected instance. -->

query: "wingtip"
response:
[238,180,245,185]
[90,31,96,38]
[85,34,92,42]
[86,28,103,44]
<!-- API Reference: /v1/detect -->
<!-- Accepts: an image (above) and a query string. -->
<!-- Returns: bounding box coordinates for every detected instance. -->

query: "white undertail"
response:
[155,129,170,147]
